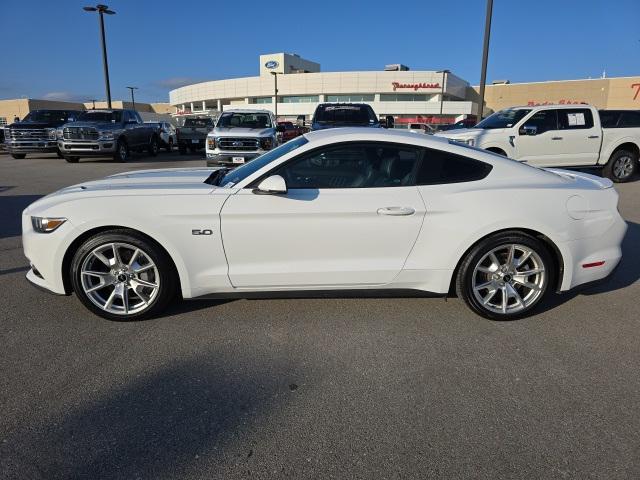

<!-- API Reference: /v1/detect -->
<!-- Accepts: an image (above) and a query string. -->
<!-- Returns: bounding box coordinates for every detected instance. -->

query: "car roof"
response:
[303,127,451,146]
[222,108,273,114]
[509,104,592,110]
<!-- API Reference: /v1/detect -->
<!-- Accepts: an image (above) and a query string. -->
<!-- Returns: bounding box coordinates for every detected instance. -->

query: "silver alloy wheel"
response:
[471,243,546,315]
[80,242,159,315]
[613,155,634,179]
[119,142,127,160]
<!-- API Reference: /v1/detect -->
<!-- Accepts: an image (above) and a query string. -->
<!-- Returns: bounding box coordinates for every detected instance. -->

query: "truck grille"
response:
[8,128,49,141]
[63,127,99,140]
[218,137,259,151]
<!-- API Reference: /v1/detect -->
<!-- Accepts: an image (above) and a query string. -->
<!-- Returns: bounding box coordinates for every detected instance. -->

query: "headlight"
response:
[31,216,67,233]
[46,128,57,140]
[207,137,216,150]
[98,131,114,141]
[260,137,274,150]
[56,128,64,139]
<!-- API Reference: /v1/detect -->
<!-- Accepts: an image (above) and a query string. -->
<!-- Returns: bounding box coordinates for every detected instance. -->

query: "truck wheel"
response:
[166,138,173,152]
[178,143,187,155]
[65,156,79,163]
[603,150,638,183]
[147,135,159,157]
[11,153,26,159]
[56,149,64,159]
[114,139,129,162]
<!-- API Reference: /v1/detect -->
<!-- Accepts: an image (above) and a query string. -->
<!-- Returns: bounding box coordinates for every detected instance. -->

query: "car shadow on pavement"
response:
[0,194,43,239]
[0,353,306,479]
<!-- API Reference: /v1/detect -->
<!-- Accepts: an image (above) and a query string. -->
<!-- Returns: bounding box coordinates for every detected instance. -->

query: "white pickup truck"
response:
[435,105,640,182]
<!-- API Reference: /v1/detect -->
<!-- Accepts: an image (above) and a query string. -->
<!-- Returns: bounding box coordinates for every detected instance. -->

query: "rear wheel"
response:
[456,232,553,320]
[114,139,129,162]
[147,135,159,157]
[70,230,177,321]
[11,153,26,159]
[603,149,637,183]
[65,156,79,163]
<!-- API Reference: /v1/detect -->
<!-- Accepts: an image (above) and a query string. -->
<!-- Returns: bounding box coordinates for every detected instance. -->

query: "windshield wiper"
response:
[204,167,230,186]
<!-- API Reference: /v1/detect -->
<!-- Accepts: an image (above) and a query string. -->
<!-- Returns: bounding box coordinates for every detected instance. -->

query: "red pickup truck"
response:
[277,121,306,142]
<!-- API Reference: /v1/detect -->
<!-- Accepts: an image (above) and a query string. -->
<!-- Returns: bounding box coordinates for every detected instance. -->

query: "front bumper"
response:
[205,151,261,167]
[6,140,59,154]
[58,140,116,156]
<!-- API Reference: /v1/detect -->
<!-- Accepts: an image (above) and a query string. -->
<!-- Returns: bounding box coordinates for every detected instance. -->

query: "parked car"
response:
[176,117,215,155]
[205,109,279,167]
[22,128,625,321]
[408,123,436,134]
[146,121,177,152]
[435,104,640,182]
[57,109,159,163]
[4,110,80,159]
[311,103,393,130]
[277,121,305,142]
[0,126,6,150]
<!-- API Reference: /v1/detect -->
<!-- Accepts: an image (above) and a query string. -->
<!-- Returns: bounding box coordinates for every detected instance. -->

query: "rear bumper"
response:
[560,214,627,291]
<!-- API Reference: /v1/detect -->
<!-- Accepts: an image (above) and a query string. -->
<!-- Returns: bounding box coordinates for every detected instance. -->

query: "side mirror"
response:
[253,175,287,195]
[385,115,395,129]
[519,125,537,136]
[276,124,286,133]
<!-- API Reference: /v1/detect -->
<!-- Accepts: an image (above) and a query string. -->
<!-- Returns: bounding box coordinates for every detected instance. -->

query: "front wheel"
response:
[11,153,26,159]
[456,232,553,320]
[166,137,173,152]
[148,135,159,157]
[65,156,79,163]
[70,230,177,321]
[114,139,129,162]
[56,149,64,159]
[603,150,637,183]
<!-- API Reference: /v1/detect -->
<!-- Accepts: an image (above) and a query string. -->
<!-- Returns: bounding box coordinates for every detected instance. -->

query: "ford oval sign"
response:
[264,60,279,69]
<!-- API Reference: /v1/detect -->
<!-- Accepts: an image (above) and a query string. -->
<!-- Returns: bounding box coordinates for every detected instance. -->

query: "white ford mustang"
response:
[22,128,626,321]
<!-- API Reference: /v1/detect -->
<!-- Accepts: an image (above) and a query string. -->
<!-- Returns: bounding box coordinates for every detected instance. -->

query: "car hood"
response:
[211,127,275,137]
[8,122,57,129]
[24,167,222,214]
[61,121,118,130]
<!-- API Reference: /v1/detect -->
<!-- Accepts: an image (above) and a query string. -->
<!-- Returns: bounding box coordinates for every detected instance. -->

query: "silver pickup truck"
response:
[57,109,159,163]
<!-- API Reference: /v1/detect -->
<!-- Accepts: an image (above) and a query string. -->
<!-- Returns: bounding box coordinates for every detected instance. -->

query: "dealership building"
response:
[169,53,476,126]
[169,52,640,125]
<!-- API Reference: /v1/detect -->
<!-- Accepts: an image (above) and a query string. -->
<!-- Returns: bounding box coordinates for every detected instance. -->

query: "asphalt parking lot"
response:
[1,151,639,479]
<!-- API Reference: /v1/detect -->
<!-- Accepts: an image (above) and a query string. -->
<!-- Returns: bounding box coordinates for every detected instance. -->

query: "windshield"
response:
[314,105,378,125]
[209,136,309,187]
[184,117,214,128]
[475,109,531,129]
[22,110,77,124]
[77,110,123,123]
[216,112,272,129]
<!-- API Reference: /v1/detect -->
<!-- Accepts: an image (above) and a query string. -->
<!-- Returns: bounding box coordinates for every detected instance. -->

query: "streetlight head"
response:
[83,6,97,11]
[103,9,116,14]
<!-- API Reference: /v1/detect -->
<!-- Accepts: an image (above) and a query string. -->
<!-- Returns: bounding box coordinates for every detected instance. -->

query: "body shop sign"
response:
[392,82,440,91]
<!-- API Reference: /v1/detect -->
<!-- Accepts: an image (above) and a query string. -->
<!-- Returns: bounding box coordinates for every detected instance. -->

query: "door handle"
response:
[588,135,599,139]
[551,137,563,140]
[377,206,415,216]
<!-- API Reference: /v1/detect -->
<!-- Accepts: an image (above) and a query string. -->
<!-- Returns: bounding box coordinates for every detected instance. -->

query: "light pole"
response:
[126,86,138,111]
[83,4,116,109]
[270,71,281,121]
[477,0,494,119]
[436,69,450,121]
[90,99,96,109]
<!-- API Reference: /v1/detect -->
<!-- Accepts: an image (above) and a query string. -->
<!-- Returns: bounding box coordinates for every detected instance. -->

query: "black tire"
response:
[65,156,79,163]
[114,138,129,162]
[166,137,173,152]
[603,149,637,183]
[70,230,178,321]
[178,143,187,155]
[11,153,26,159]
[56,149,64,159]
[148,135,159,157]
[455,231,554,320]
[189,146,197,153]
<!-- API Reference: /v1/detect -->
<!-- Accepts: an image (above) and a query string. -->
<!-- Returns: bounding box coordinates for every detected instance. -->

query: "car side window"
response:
[271,142,421,189]
[619,111,640,128]
[557,108,594,130]
[415,148,493,185]
[522,109,558,134]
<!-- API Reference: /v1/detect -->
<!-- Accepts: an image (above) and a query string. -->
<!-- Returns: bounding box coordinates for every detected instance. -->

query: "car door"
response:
[220,142,427,288]
[513,109,561,166]
[554,108,600,166]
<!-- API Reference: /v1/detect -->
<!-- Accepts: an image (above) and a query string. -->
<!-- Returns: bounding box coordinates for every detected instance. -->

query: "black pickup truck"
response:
[4,110,80,159]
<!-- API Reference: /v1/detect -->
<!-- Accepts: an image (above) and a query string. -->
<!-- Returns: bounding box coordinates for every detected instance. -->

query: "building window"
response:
[0,117,6,126]
[251,97,273,104]
[379,94,432,102]
[281,95,319,103]
[326,94,375,102]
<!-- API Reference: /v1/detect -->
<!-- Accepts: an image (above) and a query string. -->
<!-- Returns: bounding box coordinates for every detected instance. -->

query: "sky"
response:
[1,0,639,104]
